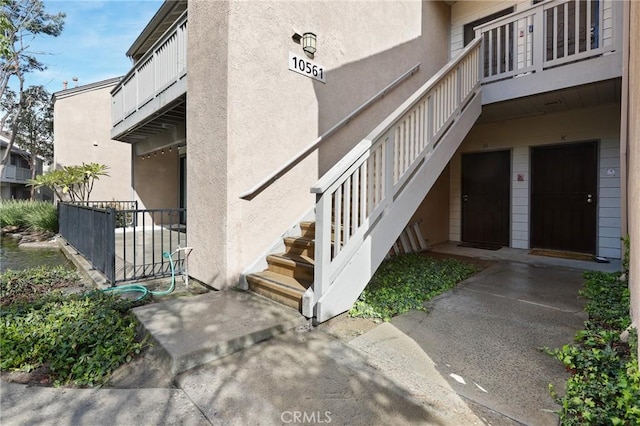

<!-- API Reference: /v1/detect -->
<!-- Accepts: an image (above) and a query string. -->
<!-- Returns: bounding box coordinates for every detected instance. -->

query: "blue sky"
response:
[20,0,163,94]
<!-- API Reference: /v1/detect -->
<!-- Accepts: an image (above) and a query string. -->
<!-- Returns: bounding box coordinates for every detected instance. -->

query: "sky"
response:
[18,0,164,94]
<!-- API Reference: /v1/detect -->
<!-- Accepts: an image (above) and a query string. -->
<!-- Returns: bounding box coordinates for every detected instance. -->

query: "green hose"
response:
[101,251,176,302]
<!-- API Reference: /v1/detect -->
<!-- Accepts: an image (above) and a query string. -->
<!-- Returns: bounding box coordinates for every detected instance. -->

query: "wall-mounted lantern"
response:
[302,32,317,56]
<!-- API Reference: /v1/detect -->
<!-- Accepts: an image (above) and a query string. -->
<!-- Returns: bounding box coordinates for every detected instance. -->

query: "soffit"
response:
[477,78,622,123]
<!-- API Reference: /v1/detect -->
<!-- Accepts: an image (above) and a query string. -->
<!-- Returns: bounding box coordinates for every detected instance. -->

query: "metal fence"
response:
[58,203,117,282]
[58,202,187,284]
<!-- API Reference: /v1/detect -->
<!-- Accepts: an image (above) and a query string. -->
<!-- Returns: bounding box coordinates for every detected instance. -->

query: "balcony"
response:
[111,11,187,143]
[476,0,623,105]
[1,164,31,183]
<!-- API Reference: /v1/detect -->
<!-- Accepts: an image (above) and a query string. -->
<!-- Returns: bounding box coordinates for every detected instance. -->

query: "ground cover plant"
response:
[0,199,57,232]
[547,240,639,425]
[349,253,477,321]
[0,266,143,387]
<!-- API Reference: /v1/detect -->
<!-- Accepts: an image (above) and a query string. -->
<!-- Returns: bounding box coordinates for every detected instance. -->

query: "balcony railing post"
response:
[532,6,544,74]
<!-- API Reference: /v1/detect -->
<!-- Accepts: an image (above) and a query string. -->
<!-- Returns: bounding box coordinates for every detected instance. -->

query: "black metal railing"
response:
[58,202,187,284]
[58,203,117,282]
[116,209,187,282]
[69,201,138,227]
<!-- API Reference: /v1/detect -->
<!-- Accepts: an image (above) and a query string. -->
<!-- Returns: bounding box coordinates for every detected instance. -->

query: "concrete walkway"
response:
[0,247,619,425]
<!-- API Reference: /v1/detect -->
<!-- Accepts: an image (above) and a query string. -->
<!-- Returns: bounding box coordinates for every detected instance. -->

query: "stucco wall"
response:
[53,82,132,202]
[187,0,452,289]
[132,151,180,210]
[449,102,622,257]
[627,0,640,355]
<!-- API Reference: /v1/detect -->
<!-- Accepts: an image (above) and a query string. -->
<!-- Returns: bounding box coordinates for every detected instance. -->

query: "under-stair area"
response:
[244,39,483,322]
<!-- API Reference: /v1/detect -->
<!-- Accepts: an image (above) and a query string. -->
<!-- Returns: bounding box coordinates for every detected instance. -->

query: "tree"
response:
[28,163,109,202]
[0,0,12,58]
[0,0,64,176]
[5,85,52,198]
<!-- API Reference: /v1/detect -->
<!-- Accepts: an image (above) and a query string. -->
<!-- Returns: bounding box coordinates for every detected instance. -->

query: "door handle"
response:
[587,194,593,203]
[462,194,469,202]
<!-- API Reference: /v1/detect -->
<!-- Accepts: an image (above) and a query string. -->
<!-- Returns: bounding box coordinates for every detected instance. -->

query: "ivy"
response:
[547,269,639,425]
[349,254,476,321]
[0,267,143,387]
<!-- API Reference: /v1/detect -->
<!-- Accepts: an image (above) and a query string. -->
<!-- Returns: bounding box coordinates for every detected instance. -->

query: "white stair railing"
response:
[308,39,482,321]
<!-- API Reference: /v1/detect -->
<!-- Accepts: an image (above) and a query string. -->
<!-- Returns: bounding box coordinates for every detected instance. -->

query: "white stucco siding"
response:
[511,146,529,249]
[450,102,622,258]
[598,139,622,258]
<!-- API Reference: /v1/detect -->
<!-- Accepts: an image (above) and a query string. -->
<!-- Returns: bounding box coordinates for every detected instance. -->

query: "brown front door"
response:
[531,141,598,254]
[462,150,511,246]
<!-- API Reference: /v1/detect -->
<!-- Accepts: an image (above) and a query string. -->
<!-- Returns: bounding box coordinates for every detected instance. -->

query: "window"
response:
[463,7,515,47]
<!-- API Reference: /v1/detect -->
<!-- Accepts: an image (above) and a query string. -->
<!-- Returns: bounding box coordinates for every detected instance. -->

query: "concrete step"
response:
[133,291,306,376]
[246,271,311,310]
[266,253,314,281]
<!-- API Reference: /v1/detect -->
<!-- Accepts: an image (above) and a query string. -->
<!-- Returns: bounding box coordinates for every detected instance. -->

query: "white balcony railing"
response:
[1,165,31,182]
[111,11,187,129]
[476,0,619,84]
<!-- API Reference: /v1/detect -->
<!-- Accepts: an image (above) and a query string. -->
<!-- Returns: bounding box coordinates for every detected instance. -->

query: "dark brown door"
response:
[531,142,598,254]
[462,150,511,246]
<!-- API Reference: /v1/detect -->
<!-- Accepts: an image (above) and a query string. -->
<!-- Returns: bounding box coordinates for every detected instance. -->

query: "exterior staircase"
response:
[245,39,482,321]
[246,222,315,310]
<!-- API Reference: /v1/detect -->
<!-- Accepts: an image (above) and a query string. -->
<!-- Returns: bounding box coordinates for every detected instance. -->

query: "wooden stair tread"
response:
[267,253,315,267]
[284,236,314,246]
[247,271,312,294]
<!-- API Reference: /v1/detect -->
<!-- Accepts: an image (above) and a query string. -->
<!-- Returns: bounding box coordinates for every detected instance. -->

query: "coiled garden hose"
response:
[101,251,176,302]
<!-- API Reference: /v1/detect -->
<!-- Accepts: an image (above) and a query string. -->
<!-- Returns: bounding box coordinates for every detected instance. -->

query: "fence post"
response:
[106,208,116,285]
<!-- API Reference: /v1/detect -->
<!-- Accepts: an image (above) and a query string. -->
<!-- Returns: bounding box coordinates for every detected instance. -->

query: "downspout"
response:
[620,0,629,243]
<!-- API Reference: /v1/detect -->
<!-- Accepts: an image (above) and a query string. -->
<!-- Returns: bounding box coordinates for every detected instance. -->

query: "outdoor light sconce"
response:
[302,32,316,56]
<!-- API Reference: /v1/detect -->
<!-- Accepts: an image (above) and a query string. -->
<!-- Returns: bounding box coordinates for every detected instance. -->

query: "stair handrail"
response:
[309,39,482,319]
[311,39,481,194]
[239,63,421,201]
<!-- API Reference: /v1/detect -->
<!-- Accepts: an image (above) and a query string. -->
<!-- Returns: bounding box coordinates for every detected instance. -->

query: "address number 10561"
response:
[289,52,326,83]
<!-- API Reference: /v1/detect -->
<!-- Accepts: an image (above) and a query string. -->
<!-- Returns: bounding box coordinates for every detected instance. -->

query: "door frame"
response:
[529,140,599,254]
[461,149,512,247]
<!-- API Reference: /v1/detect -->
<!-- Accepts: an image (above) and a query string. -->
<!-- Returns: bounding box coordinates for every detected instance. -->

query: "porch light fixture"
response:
[302,32,316,56]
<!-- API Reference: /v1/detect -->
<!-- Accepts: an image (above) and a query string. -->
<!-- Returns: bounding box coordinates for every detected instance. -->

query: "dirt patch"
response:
[0,366,53,387]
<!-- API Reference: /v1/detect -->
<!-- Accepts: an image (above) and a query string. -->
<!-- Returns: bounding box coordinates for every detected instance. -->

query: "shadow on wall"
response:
[133,150,181,211]
[311,1,451,177]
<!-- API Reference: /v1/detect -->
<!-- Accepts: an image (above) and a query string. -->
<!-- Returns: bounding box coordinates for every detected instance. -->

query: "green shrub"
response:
[0,200,26,227]
[0,200,58,232]
[24,201,58,232]
[0,266,80,306]
[0,291,142,386]
[548,270,639,425]
[349,254,476,321]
